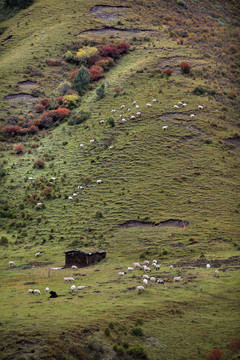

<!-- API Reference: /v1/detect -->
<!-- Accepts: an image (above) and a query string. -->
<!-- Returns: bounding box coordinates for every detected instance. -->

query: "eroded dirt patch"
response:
[119,219,189,228]
[80,26,155,37]
[90,5,131,20]
[224,136,240,148]
[4,93,38,101]
[17,80,37,87]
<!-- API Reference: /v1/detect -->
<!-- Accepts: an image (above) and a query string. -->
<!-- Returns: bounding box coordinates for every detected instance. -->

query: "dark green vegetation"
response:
[0,0,240,359]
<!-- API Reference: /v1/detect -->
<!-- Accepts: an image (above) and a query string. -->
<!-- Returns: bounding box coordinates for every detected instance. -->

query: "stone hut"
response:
[63,249,107,268]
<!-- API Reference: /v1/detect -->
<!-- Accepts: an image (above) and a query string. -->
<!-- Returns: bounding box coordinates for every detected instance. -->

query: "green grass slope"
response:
[0,0,240,359]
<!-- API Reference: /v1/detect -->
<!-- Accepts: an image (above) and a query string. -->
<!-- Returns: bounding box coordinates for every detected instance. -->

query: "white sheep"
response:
[173,276,182,282]
[72,193,78,197]
[153,99,158,102]
[146,103,152,107]
[71,265,78,270]
[99,120,105,124]
[70,285,76,293]
[128,267,134,271]
[68,277,75,282]
[143,274,150,280]
[68,196,73,200]
[214,270,219,277]
[28,289,34,294]
[120,105,125,109]
[182,103,187,107]
[80,144,84,148]
[143,279,148,287]
[78,186,83,190]
[77,286,88,291]
[130,115,136,120]
[206,264,211,269]
[133,262,141,269]
[9,261,16,267]
[169,265,174,270]
[132,101,136,105]
[162,126,168,130]
[36,203,43,207]
[143,266,151,272]
[174,105,179,109]
[90,139,95,143]
[136,285,145,294]
[97,179,103,184]
[150,277,156,283]
[136,112,142,117]
[155,264,160,270]
[136,105,139,109]
[119,114,122,118]
[128,108,131,112]
[152,260,158,264]
[28,177,33,180]
[190,114,195,118]
[178,101,183,105]
[122,118,127,122]
[157,279,165,284]
[143,260,149,266]
[35,252,41,257]
[34,289,41,295]
[198,105,203,110]
[118,272,126,277]
[109,146,114,150]
[45,287,49,292]
[111,109,117,113]
[51,177,56,181]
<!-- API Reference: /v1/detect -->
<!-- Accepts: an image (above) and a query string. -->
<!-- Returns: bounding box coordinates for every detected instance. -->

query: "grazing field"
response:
[0,0,240,359]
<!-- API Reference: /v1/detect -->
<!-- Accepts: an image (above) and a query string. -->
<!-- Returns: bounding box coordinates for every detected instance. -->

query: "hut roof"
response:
[63,249,107,255]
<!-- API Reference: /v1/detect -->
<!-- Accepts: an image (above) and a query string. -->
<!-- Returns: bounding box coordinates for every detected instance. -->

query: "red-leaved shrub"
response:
[89,65,104,82]
[33,158,45,169]
[52,108,71,121]
[3,125,22,137]
[36,112,53,129]
[42,186,52,198]
[70,68,79,82]
[40,98,51,107]
[206,349,222,360]
[95,57,114,70]
[28,125,39,134]
[179,38,184,45]
[34,104,46,113]
[230,339,240,351]
[13,144,24,154]
[88,53,101,67]
[117,42,130,54]
[99,43,120,59]
[163,68,173,76]
[56,96,64,105]
[180,62,192,74]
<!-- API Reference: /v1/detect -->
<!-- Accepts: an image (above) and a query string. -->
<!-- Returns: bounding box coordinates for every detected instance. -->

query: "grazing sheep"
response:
[132,101,136,105]
[99,120,105,124]
[90,139,95,143]
[64,277,75,282]
[173,276,182,282]
[178,101,183,105]
[78,186,83,190]
[206,264,211,269]
[198,105,203,110]
[136,285,145,294]
[174,105,179,109]
[190,114,195,118]
[120,105,125,109]
[118,272,126,277]
[9,261,16,267]
[49,291,58,298]
[68,196,73,200]
[77,286,88,291]
[152,260,158,264]
[111,109,117,113]
[119,114,122,118]
[182,103,187,107]
[80,144,84,148]
[136,105,139,109]
[157,279,165,284]
[130,115,136,120]
[133,262,141,269]
[128,267,134,271]
[73,193,78,197]
[70,285,76,293]
[28,289,34,294]
[97,179,103,184]
[143,266,151,272]
[162,126,168,130]
[169,265,174,270]
[214,270,219,277]
[122,118,127,122]
[45,287,49,292]
[143,279,148,287]
[146,103,152,107]
[28,177,33,180]
[153,99,158,102]
[109,145,114,150]
[34,289,41,295]
[143,260,149,266]
[36,202,43,207]
[51,177,56,181]
[128,108,131,112]
[35,252,41,257]
[155,264,160,270]
[71,265,78,270]
[150,277,156,283]
[143,274,150,280]
[136,112,142,117]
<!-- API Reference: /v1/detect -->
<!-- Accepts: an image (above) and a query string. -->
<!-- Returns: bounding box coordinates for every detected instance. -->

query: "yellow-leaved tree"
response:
[76,46,98,63]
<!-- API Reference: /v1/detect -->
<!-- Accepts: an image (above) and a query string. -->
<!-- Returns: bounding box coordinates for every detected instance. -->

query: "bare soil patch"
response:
[119,219,189,228]
[224,136,240,148]
[4,93,38,101]
[17,80,37,87]
[90,5,131,20]
[80,26,155,37]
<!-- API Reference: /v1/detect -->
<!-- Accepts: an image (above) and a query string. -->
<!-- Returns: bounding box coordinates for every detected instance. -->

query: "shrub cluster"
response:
[180,62,192,74]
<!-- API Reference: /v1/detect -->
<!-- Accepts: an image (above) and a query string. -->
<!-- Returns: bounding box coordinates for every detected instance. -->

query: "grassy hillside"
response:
[0,0,240,359]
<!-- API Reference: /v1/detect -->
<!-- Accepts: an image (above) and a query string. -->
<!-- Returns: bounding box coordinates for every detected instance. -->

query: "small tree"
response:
[96,83,105,100]
[107,117,115,127]
[72,65,90,94]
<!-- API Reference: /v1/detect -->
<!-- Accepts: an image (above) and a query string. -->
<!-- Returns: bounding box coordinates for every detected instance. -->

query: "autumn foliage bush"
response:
[99,43,120,59]
[33,158,45,169]
[206,349,222,360]
[13,144,24,154]
[163,68,173,77]
[180,62,192,74]
[89,65,104,82]
[46,59,62,66]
